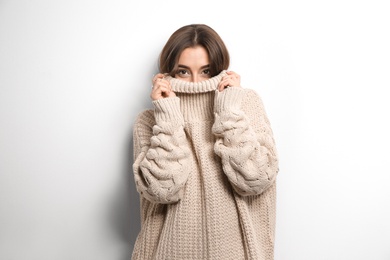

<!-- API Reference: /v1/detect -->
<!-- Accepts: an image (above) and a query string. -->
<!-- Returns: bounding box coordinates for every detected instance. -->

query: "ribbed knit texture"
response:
[132,71,279,260]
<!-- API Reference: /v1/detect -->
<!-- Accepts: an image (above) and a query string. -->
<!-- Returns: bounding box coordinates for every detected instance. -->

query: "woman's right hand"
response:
[150,73,176,100]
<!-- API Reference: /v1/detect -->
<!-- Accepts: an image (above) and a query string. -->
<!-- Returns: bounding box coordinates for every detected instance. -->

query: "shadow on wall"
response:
[109,133,140,260]
[109,65,156,260]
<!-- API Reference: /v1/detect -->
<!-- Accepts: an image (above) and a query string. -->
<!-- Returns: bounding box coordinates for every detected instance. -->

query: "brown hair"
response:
[159,24,230,77]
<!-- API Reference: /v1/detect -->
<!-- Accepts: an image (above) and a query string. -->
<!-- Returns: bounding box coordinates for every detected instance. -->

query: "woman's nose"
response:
[192,74,199,83]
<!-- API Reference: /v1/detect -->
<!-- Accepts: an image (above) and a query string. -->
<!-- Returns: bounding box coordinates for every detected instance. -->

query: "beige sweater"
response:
[132,71,279,260]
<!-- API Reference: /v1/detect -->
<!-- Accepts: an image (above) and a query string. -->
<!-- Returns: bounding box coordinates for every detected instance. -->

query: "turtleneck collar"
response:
[165,70,227,93]
[163,71,228,121]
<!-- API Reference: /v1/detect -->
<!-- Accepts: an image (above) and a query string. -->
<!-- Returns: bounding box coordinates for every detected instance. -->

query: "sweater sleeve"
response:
[212,87,279,196]
[133,97,191,204]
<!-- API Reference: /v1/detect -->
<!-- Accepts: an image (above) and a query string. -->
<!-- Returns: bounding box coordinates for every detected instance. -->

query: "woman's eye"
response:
[202,69,210,75]
[178,70,189,75]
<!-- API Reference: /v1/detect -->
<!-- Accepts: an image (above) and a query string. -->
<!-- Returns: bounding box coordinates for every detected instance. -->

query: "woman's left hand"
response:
[218,71,241,92]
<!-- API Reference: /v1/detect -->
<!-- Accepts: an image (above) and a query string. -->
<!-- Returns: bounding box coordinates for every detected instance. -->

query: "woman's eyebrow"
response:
[177,64,190,69]
[177,64,210,69]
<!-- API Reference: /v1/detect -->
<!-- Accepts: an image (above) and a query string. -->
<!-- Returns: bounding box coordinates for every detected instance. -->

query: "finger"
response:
[152,73,165,83]
[152,79,168,90]
[222,75,235,81]
[220,78,240,91]
[155,85,171,94]
[218,80,230,91]
[226,71,236,78]
[153,84,169,94]
[159,80,171,90]
[159,78,172,91]
[227,70,239,76]
[160,87,173,98]
[223,75,240,88]
[167,90,176,98]
[153,74,169,85]
[221,77,233,84]
[226,71,240,81]
[151,86,171,100]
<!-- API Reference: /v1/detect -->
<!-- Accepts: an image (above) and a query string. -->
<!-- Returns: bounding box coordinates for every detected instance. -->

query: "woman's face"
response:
[175,46,211,82]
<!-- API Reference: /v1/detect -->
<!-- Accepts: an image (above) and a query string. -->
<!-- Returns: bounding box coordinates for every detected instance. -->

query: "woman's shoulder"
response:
[134,109,155,127]
[240,87,269,114]
[241,87,264,104]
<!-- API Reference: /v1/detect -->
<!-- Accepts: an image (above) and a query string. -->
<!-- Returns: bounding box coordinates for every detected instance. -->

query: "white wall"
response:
[1,0,389,259]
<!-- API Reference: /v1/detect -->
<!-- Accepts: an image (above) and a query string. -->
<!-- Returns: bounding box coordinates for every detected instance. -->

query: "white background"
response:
[1,0,389,259]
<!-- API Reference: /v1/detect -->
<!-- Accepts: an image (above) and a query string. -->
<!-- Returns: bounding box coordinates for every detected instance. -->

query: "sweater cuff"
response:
[152,97,184,123]
[214,87,246,113]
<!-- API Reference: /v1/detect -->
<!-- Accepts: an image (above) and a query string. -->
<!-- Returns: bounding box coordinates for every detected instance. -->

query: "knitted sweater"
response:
[132,70,279,260]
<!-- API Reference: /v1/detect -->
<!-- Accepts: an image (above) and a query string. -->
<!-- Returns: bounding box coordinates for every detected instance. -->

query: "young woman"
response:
[132,24,279,260]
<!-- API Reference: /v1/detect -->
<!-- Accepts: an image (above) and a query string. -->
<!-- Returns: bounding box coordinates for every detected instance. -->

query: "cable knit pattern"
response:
[132,71,279,260]
[212,87,279,196]
[133,97,191,204]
